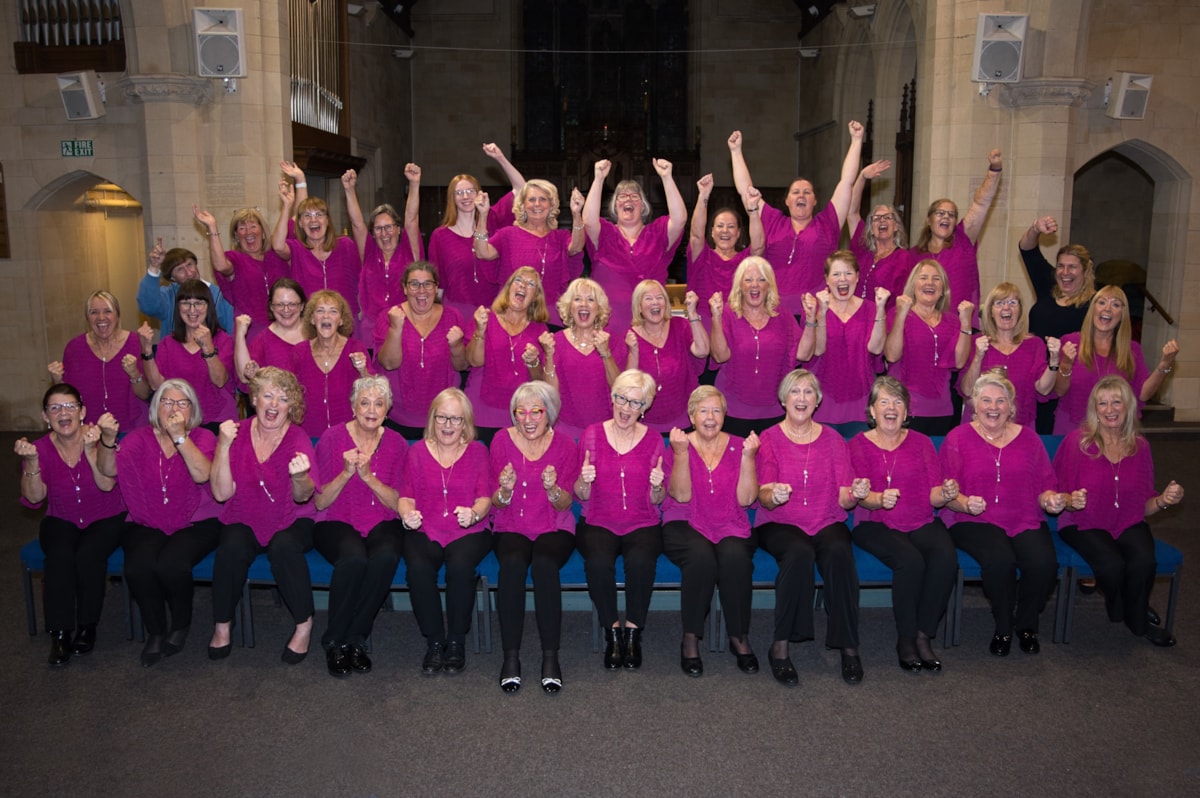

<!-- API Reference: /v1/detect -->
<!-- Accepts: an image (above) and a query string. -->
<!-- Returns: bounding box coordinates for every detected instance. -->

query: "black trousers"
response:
[662,521,756,640]
[403,529,491,644]
[576,520,662,629]
[852,520,957,639]
[313,520,403,649]
[211,519,315,625]
[757,521,859,648]
[123,519,221,636]
[493,530,575,652]
[38,513,124,632]
[1060,523,1157,636]
[950,522,1057,635]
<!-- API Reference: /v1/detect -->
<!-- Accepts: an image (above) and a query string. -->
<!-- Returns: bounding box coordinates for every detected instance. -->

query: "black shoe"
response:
[499,651,521,694]
[622,627,643,670]
[680,652,703,678]
[140,635,166,668]
[208,620,235,660]
[841,652,864,685]
[281,645,308,665]
[71,624,97,655]
[603,627,624,670]
[915,636,942,673]
[1017,629,1040,655]
[768,655,798,687]
[989,633,1012,657]
[1144,626,1176,647]
[347,643,372,673]
[732,650,760,674]
[162,627,189,657]
[421,641,444,675]
[1147,606,1162,627]
[541,652,563,694]
[897,639,922,673]
[48,630,72,667]
[442,640,466,674]
[326,644,351,677]
[1078,577,1098,595]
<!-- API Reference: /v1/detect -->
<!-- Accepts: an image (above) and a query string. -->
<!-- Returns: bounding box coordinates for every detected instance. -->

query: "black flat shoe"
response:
[733,650,760,674]
[915,636,942,673]
[1144,626,1177,647]
[48,631,71,667]
[680,654,703,677]
[622,628,643,670]
[71,624,96,655]
[897,655,923,673]
[162,627,189,657]
[326,644,351,677]
[499,651,521,693]
[442,640,466,674]
[840,652,864,685]
[140,635,166,668]
[896,640,922,673]
[1017,629,1040,655]
[603,627,624,670]
[768,655,798,687]
[989,633,1012,657]
[347,643,372,673]
[1078,577,1098,595]
[1147,606,1162,627]
[920,657,943,673]
[281,645,308,665]
[541,652,562,694]
[421,641,444,675]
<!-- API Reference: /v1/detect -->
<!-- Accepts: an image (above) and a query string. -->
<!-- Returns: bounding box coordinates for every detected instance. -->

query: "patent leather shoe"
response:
[920,656,943,673]
[1017,629,1040,655]
[162,627,189,657]
[421,641,444,675]
[603,627,624,670]
[326,644,351,678]
[622,627,643,670]
[840,652,864,685]
[1144,626,1176,647]
[140,635,166,668]
[541,652,562,694]
[71,624,96,655]
[1147,606,1162,627]
[897,640,922,673]
[347,643,372,673]
[442,640,466,674]
[680,654,703,677]
[768,655,798,687]
[733,650,760,674]
[989,633,1012,657]
[48,630,72,667]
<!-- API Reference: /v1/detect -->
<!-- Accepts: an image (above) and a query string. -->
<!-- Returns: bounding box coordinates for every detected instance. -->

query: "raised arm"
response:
[954,302,976,369]
[342,169,369,260]
[471,191,500,261]
[848,160,892,236]
[193,206,234,276]
[1019,215,1057,252]
[666,429,691,503]
[728,131,753,197]
[482,142,526,193]
[827,121,866,229]
[684,291,709,357]
[583,160,611,249]
[708,294,730,363]
[884,295,911,363]
[867,287,890,355]
[567,187,586,256]
[654,158,688,250]
[280,160,309,205]
[137,322,165,391]
[796,294,818,362]
[688,174,713,262]
[403,163,423,261]
[743,187,765,256]
[272,180,296,261]
[962,149,1003,244]
[1139,340,1180,402]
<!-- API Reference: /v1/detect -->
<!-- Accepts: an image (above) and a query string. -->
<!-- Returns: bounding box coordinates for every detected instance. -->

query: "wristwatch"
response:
[173,435,187,447]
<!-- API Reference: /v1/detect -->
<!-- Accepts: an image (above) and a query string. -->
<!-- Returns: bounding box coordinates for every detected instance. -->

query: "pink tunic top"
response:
[1053,335,1150,435]
[154,332,238,424]
[116,426,219,534]
[809,301,881,424]
[61,333,148,431]
[626,317,704,433]
[248,327,303,372]
[913,221,980,325]
[1053,429,1156,537]
[489,226,582,328]
[291,339,372,439]
[315,424,406,534]
[714,305,800,420]
[551,331,627,439]
[587,216,679,333]
[661,435,752,543]
[939,423,1056,537]
[428,193,514,321]
[754,424,851,534]
[358,234,424,346]
[959,335,1048,427]
[286,236,363,320]
[399,440,492,546]
[489,429,580,538]
[463,312,548,429]
[373,306,466,428]
[848,219,913,310]
[848,430,941,532]
[577,423,669,536]
[688,245,752,329]
[218,419,319,545]
[214,250,288,343]
[886,306,960,419]
[23,435,125,527]
[761,203,840,310]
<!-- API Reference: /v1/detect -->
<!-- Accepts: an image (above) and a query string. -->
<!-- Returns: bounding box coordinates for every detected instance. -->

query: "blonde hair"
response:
[513,179,561,229]
[1053,244,1097,307]
[84,291,121,325]
[777,368,822,406]
[250,366,306,424]
[301,290,354,339]
[1080,374,1139,458]
[1078,285,1135,379]
[295,197,336,251]
[630,280,669,327]
[979,282,1028,343]
[491,267,549,322]
[612,369,658,412]
[687,385,727,419]
[970,370,1016,421]
[228,208,269,253]
[557,278,611,331]
[902,259,952,313]
[728,256,780,318]
[424,388,477,445]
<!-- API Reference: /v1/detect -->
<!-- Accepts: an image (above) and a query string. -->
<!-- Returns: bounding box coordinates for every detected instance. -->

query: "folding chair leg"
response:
[1052,566,1071,644]
[708,593,721,653]
[241,580,255,647]
[22,566,37,637]
[1164,570,1181,633]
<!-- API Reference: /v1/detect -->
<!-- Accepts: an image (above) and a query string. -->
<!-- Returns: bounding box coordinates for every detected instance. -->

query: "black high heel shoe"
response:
[207,619,235,661]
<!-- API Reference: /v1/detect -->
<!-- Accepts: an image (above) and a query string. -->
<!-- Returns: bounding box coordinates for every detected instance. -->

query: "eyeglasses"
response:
[612,393,647,410]
[454,189,478,197]
[435,414,465,427]
[616,192,640,202]
[932,209,957,220]
[301,211,327,220]
[160,399,193,410]
[514,407,546,420]
[46,402,80,413]
[992,298,1020,307]
[512,276,538,290]
[373,224,396,235]
[407,280,436,291]
[179,300,208,310]
[870,213,895,223]
[271,301,302,311]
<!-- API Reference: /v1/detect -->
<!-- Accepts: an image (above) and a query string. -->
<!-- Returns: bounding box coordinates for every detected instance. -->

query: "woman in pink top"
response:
[1054,375,1183,646]
[574,369,669,671]
[490,381,579,694]
[809,250,889,434]
[194,202,287,344]
[313,376,406,677]
[959,282,1061,426]
[755,369,863,687]
[473,179,586,327]
[374,261,469,437]
[847,160,913,309]
[729,124,864,308]
[48,290,149,432]
[234,277,307,385]
[686,173,764,329]
[708,256,816,437]
[583,157,687,334]
[357,164,424,346]
[883,260,974,436]
[428,143,526,321]
[96,380,220,667]
[624,280,709,434]
[849,377,957,673]
[15,384,124,667]
[1053,285,1179,434]
[939,372,1065,657]
[911,149,1004,326]
[398,389,493,677]
[662,387,760,677]
[293,290,371,439]
[207,367,319,664]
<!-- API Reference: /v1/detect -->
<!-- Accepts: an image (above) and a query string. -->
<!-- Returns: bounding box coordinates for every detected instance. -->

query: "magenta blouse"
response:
[848,430,941,532]
[688,245,752,329]
[399,440,492,546]
[489,429,580,539]
[551,331,627,439]
[358,234,424,345]
[154,332,238,424]
[372,305,466,428]
[848,219,913,310]
[61,333,148,431]
[714,305,800,420]
[761,203,840,310]
[116,426,219,534]
[22,435,126,527]
[626,316,704,433]
[577,423,669,537]
[315,424,406,534]
[488,225,583,328]
[913,221,980,325]
[809,301,882,424]
[286,236,363,320]
[1053,429,1156,537]
[1054,335,1150,435]
[754,424,851,534]
[939,423,1055,537]
[959,335,1048,427]
[886,305,961,419]
[291,339,372,439]
[213,250,287,343]
[248,327,303,372]
[661,435,752,543]
[218,419,319,545]
[587,216,680,333]
[464,313,548,429]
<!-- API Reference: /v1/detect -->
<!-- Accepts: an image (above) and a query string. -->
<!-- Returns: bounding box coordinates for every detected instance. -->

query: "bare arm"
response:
[342,170,369,261]
[884,297,910,363]
[272,181,296,261]
[961,149,1003,243]
[848,160,892,236]
[666,430,691,503]
[728,131,752,197]
[688,174,713,262]
[376,307,407,370]
[403,163,423,261]
[654,158,688,250]
[744,187,765,256]
[827,121,866,229]
[583,160,610,248]
[193,206,234,276]
[708,295,730,363]
[482,142,526,193]
[471,191,500,260]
